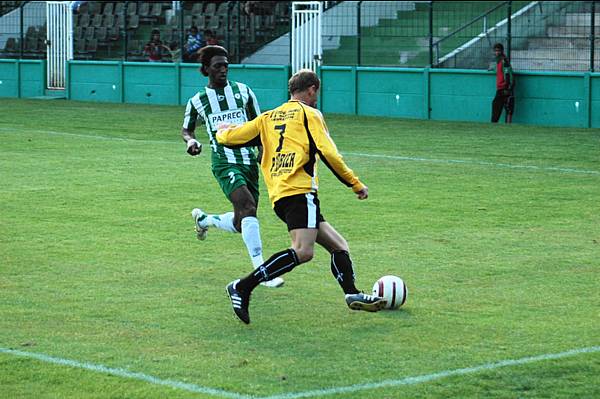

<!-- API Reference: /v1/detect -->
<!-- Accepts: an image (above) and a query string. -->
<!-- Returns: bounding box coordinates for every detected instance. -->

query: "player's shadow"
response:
[377,307,414,320]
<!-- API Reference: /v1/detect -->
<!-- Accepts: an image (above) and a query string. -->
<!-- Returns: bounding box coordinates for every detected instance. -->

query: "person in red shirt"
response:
[491,43,515,123]
[204,30,219,46]
[143,29,171,62]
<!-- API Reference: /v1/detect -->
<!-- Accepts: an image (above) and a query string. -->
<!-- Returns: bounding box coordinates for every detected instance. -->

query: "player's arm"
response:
[216,117,261,147]
[304,107,367,199]
[182,99,202,156]
[245,86,263,162]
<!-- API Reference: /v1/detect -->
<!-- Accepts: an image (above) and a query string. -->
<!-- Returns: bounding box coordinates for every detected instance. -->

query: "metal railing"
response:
[321,1,600,71]
[432,1,509,65]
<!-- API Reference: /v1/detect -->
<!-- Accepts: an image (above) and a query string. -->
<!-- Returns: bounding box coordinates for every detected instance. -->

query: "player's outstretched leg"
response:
[225,279,251,324]
[226,248,299,323]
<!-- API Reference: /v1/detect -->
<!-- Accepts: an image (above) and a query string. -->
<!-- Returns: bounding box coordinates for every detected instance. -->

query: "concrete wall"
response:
[64,61,290,111]
[320,66,599,128]
[0,59,45,98]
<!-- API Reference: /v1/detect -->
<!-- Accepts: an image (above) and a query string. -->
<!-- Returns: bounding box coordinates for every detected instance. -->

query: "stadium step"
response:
[30,89,67,100]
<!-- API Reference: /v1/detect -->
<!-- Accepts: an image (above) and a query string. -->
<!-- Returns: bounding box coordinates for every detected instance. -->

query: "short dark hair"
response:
[288,69,320,94]
[197,45,228,76]
[493,43,504,52]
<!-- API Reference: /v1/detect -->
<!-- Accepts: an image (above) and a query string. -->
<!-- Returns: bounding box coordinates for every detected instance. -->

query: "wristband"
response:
[187,139,200,149]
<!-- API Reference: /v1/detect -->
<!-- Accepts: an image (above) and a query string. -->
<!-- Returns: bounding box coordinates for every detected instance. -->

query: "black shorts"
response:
[274,192,325,231]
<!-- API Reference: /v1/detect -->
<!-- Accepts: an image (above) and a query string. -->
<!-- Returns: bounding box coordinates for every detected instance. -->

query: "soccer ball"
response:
[372,275,407,309]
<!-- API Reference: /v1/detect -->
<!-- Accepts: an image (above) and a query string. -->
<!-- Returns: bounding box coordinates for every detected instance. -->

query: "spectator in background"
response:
[144,29,171,62]
[183,26,204,63]
[491,43,515,124]
[204,30,219,46]
[71,1,86,13]
[244,1,272,15]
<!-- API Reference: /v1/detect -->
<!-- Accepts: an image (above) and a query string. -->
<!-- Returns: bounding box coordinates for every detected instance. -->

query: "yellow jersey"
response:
[216,100,365,206]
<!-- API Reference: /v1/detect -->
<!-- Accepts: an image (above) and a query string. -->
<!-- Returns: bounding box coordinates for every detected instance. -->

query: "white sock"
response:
[206,212,238,233]
[241,216,264,269]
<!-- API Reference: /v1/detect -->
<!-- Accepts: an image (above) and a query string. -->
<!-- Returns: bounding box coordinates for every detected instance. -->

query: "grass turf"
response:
[1,98,599,398]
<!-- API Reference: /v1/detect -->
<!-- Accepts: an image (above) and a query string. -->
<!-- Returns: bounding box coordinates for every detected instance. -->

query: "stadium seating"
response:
[322,1,530,67]
[102,2,114,15]
[1,1,289,63]
[2,37,19,57]
[151,3,162,19]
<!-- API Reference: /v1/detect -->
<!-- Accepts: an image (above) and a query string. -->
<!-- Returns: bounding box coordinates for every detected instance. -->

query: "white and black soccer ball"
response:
[372,275,407,309]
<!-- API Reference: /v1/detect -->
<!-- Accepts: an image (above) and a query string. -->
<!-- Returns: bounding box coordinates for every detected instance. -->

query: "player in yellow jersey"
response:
[217,69,386,324]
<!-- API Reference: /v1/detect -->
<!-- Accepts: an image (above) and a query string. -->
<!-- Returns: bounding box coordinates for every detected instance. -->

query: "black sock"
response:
[330,250,359,295]
[237,248,300,292]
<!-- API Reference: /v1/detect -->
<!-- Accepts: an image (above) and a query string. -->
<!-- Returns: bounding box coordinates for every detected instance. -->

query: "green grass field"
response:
[1,98,599,399]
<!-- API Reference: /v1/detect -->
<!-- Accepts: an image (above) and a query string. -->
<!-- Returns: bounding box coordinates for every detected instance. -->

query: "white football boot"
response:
[191,208,208,241]
[261,277,285,288]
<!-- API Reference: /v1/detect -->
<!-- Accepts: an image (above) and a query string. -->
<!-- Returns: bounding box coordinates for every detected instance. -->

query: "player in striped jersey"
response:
[182,45,283,288]
[217,69,386,324]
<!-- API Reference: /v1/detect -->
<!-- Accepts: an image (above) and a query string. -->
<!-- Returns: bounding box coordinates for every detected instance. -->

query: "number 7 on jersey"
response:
[275,124,286,152]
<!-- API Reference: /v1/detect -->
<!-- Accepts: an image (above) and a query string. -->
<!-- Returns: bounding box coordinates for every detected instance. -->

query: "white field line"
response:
[0,127,174,145]
[1,127,599,176]
[261,346,600,399]
[343,152,600,175]
[0,347,253,399]
[1,346,599,399]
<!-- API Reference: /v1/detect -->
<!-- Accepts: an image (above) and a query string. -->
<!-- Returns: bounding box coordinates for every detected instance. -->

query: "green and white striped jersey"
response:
[183,80,261,166]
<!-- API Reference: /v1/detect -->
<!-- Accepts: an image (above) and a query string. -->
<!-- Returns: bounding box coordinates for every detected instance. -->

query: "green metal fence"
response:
[0,1,598,71]
[322,1,599,71]
[0,1,291,64]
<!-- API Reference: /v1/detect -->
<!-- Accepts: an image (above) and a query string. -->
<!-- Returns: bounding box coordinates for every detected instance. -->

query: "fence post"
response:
[123,2,128,61]
[584,72,591,128]
[352,65,358,115]
[235,1,241,63]
[357,1,362,66]
[288,5,293,67]
[179,4,184,63]
[16,59,21,98]
[424,67,430,119]
[507,1,512,59]
[429,1,434,66]
[591,1,595,72]
[119,61,125,103]
[175,62,181,105]
[43,59,48,96]
[225,2,231,57]
[19,3,24,59]
[64,59,69,99]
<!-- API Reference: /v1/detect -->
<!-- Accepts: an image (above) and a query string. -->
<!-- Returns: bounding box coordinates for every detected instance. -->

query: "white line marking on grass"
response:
[1,127,599,176]
[344,152,600,175]
[1,346,599,399]
[0,127,173,145]
[0,348,253,399]
[261,346,600,399]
